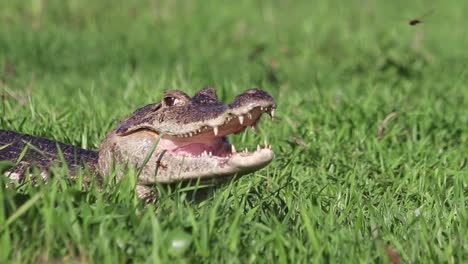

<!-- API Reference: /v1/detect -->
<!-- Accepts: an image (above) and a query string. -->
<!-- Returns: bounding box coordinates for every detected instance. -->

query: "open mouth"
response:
[156,105,276,159]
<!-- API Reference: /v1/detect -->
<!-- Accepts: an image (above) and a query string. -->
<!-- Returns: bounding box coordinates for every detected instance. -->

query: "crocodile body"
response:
[0,87,276,201]
[0,130,98,182]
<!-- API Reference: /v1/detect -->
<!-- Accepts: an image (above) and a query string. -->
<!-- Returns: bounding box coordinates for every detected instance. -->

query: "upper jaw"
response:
[114,88,276,138]
[159,88,276,136]
[166,103,276,138]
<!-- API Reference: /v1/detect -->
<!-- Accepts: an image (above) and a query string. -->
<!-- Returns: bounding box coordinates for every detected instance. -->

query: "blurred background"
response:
[0,0,466,146]
[0,1,467,262]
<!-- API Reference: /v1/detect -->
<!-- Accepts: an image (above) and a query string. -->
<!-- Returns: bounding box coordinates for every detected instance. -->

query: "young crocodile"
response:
[0,87,276,201]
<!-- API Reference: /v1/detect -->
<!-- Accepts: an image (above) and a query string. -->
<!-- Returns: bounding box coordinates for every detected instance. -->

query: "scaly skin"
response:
[1,87,276,201]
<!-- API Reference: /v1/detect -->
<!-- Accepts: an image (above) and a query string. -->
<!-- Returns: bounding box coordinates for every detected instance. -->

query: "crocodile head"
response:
[98,87,276,185]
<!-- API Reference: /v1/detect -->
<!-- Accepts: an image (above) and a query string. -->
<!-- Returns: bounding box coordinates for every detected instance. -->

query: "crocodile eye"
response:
[164,96,178,106]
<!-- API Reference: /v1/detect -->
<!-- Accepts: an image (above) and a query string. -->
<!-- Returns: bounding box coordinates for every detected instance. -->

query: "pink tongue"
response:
[158,137,231,156]
[175,143,215,155]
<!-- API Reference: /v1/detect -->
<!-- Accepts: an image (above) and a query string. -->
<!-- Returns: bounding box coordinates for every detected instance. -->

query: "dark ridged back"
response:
[0,130,99,179]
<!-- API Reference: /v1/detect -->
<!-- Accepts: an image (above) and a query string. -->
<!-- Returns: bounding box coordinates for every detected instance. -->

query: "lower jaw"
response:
[137,148,274,184]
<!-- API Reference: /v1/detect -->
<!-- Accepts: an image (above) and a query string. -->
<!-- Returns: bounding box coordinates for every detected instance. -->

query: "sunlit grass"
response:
[0,0,467,262]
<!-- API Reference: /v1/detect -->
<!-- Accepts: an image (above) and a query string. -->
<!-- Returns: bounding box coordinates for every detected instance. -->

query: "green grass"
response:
[0,0,467,262]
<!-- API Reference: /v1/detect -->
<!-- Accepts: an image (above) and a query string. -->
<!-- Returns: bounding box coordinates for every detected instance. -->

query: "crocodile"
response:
[0,87,276,202]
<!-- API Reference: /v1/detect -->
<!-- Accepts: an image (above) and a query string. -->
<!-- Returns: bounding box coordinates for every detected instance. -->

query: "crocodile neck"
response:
[0,130,99,182]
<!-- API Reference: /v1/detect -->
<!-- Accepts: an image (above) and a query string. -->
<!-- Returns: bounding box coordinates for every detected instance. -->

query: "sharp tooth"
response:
[269,109,275,119]
[244,148,248,153]
[238,115,244,125]
[202,151,207,156]
[213,126,219,136]
[257,144,261,151]
[247,113,252,119]
[189,132,193,137]
[231,144,237,153]
[264,140,268,148]
[251,123,259,133]
[209,151,212,156]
